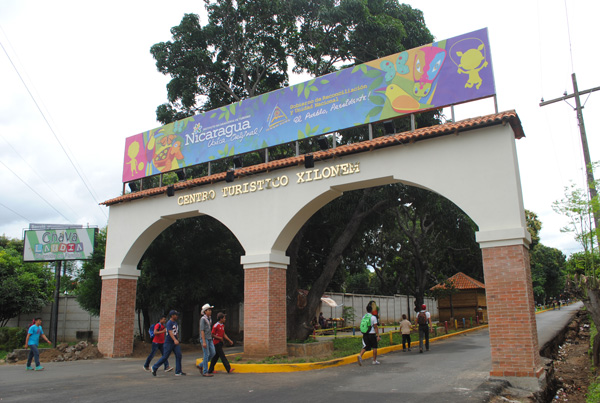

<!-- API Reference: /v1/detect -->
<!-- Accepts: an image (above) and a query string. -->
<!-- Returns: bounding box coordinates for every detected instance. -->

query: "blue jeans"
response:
[201,341,215,374]
[152,343,182,374]
[418,324,430,351]
[27,345,40,367]
[144,343,169,369]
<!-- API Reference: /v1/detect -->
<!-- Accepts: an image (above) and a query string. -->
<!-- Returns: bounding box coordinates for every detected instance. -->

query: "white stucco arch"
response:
[99,111,542,380]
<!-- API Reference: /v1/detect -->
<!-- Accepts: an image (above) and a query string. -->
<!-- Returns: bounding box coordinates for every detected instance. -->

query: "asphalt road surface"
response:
[0,302,582,403]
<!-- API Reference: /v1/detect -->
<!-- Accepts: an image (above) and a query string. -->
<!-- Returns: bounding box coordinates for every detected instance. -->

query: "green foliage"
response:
[75,228,106,316]
[342,306,356,324]
[138,215,244,314]
[0,327,28,351]
[530,243,567,303]
[525,209,542,249]
[0,237,54,326]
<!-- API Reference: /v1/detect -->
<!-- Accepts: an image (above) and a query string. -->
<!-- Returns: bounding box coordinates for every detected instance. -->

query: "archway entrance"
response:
[99,110,541,378]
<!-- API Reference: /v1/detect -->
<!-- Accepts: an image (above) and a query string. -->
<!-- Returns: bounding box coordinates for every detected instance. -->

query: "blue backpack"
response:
[148,323,157,340]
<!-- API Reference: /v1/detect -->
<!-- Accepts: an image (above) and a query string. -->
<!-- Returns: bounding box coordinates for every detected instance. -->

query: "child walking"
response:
[400,314,412,352]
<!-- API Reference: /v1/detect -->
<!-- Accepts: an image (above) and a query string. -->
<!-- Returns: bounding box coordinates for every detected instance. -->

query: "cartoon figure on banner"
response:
[374,45,446,113]
[147,133,186,173]
[412,46,446,98]
[450,39,488,89]
[126,141,144,176]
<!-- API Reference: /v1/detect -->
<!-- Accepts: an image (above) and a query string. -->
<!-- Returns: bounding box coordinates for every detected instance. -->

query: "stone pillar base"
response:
[243,266,287,357]
[97,277,137,358]
[482,244,542,377]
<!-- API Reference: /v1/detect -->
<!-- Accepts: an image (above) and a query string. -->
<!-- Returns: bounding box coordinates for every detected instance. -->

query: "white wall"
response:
[4,295,99,342]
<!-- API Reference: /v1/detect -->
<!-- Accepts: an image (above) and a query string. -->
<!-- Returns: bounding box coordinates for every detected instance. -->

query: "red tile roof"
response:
[103,110,524,206]
[430,272,485,291]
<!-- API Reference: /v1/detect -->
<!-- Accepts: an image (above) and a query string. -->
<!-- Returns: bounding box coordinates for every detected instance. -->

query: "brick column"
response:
[482,244,543,378]
[97,277,137,357]
[241,253,288,357]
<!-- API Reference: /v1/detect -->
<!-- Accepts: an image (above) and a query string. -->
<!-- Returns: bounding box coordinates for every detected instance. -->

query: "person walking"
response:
[151,310,185,376]
[357,302,380,366]
[143,315,173,373]
[24,317,51,371]
[400,314,412,352]
[208,312,235,374]
[415,304,432,353]
[198,303,216,377]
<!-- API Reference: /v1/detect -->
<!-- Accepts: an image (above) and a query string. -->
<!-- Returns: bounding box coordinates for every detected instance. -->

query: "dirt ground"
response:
[550,318,592,403]
[491,313,594,403]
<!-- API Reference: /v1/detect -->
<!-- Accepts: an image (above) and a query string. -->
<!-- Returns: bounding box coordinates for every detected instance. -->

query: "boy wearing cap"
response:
[152,310,185,376]
[198,303,215,377]
[415,304,432,353]
[208,312,235,374]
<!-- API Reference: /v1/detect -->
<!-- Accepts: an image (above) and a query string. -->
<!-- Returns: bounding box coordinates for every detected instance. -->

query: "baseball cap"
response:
[168,310,179,317]
[421,304,426,310]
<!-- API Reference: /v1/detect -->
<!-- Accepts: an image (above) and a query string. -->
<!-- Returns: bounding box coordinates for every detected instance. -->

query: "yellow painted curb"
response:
[194,305,570,373]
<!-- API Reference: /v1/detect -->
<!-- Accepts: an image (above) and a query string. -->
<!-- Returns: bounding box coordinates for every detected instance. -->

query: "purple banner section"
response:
[123,28,494,182]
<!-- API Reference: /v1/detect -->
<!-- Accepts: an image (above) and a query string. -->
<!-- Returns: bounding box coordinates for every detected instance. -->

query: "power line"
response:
[0,200,31,222]
[0,158,72,222]
[0,133,80,220]
[0,39,107,220]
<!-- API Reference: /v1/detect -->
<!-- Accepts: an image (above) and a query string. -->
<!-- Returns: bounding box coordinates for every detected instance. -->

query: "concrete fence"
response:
[3,293,437,342]
[318,293,438,326]
[4,295,99,343]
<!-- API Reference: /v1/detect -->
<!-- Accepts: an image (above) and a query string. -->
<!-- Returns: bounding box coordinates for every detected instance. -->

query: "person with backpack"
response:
[415,304,432,353]
[357,302,380,366]
[143,315,173,373]
[24,317,51,371]
[151,310,185,376]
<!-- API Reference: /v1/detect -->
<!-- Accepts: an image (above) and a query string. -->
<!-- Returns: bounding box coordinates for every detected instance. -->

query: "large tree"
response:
[0,236,54,326]
[149,0,437,342]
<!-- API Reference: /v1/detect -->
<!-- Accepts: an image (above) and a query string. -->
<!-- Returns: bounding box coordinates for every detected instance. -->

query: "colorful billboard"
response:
[123,28,495,182]
[23,228,96,262]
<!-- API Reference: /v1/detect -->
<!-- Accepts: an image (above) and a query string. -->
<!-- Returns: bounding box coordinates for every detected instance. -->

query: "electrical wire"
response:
[0,158,72,222]
[0,200,31,222]
[0,39,107,220]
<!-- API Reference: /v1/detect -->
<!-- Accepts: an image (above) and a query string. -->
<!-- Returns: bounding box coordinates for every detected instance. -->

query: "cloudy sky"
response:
[0,0,598,256]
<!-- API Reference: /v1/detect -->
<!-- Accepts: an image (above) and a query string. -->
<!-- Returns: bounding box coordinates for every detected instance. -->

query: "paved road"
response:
[0,302,583,403]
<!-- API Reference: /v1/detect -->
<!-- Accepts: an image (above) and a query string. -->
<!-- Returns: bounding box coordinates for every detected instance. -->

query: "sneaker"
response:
[151,369,157,377]
[26,366,33,371]
[175,372,187,376]
[372,360,381,365]
[201,373,213,377]
[35,366,44,371]
[228,368,235,374]
[143,366,150,372]
[357,356,363,366]
[165,366,174,372]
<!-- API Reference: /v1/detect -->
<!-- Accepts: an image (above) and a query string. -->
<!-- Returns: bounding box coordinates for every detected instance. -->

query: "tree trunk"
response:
[287,189,390,340]
[583,278,600,366]
[142,308,151,342]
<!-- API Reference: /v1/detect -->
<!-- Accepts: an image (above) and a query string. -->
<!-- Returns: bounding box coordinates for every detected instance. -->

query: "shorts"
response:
[362,333,378,351]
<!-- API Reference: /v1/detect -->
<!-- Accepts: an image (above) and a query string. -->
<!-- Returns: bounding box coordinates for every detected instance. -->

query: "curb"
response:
[196,305,569,373]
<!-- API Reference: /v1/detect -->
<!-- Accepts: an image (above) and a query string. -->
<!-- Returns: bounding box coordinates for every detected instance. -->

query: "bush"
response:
[0,327,28,351]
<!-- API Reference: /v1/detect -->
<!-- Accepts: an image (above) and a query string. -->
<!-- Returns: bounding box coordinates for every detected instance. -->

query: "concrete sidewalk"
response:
[0,302,583,403]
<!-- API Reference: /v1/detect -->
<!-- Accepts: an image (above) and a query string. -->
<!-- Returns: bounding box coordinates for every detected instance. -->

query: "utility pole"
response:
[540,73,600,247]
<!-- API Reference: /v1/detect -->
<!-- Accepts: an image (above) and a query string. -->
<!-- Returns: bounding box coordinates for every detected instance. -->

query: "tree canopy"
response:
[0,236,54,326]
